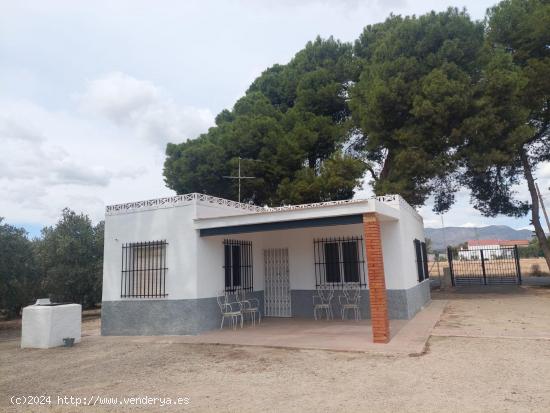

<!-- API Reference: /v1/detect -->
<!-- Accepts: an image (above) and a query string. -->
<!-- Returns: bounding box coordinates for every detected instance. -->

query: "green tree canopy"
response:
[350,8,484,210]
[35,209,104,308]
[0,218,40,316]
[164,37,365,205]
[458,0,550,268]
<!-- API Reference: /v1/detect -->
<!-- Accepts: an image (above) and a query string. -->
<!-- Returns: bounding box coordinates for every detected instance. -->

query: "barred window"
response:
[223,239,253,293]
[414,239,429,282]
[121,240,168,298]
[314,236,366,288]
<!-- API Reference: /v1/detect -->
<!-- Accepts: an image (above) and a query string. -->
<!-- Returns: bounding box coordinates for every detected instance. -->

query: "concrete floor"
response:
[170,300,446,354]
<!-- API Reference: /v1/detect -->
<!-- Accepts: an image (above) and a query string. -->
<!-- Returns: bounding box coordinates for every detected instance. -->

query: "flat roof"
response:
[104,193,422,236]
[194,198,403,236]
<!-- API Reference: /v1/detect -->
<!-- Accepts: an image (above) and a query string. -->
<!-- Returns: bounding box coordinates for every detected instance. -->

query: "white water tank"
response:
[21,300,81,348]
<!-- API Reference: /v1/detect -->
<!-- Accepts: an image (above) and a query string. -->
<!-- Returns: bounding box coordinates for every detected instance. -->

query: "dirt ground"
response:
[1,287,550,413]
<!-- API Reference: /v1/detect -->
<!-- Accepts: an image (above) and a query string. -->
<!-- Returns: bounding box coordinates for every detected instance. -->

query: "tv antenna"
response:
[223,157,256,203]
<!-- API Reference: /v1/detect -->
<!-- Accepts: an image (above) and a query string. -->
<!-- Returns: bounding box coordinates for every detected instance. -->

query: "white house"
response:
[101,193,430,343]
[458,239,529,260]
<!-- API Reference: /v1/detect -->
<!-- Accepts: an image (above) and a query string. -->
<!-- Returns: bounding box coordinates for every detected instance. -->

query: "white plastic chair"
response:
[339,284,361,320]
[313,288,334,320]
[217,293,243,329]
[234,290,261,326]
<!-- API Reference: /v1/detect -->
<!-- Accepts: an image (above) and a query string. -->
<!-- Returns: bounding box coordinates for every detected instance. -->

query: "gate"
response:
[264,248,291,317]
[447,246,522,286]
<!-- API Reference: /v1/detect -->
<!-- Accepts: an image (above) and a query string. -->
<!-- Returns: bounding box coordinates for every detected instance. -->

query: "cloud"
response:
[0,116,44,142]
[78,72,215,147]
[79,72,160,124]
[0,73,214,230]
[460,222,490,228]
[50,164,113,187]
[0,98,159,227]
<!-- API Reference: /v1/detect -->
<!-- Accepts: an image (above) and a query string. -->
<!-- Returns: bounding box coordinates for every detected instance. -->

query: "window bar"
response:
[154,241,158,298]
[144,242,148,297]
[136,242,139,297]
[121,244,124,298]
[244,241,247,291]
[134,242,138,297]
[149,241,153,298]
[145,242,148,298]
[130,242,135,296]
[140,241,144,297]
[158,241,161,296]
[146,241,150,298]
[127,242,131,297]
[244,240,248,292]
[150,241,153,298]
[313,236,366,289]
[161,240,165,297]
[128,243,131,297]
[248,241,251,291]
[128,242,132,297]
[313,237,319,288]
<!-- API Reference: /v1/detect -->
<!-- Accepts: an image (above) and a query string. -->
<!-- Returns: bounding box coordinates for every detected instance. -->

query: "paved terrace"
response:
[94,300,446,355]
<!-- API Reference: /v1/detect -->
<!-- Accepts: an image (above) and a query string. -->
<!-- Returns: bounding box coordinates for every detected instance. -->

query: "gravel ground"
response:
[1,287,549,413]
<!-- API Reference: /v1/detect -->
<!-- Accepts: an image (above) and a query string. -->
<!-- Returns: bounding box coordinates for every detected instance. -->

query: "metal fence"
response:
[313,236,367,289]
[121,240,168,298]
[447,246,522,285]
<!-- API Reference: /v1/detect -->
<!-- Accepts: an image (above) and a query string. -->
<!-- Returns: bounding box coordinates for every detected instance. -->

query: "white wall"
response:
[103,198,427,302]
[196,232,266,298]
[194,201,253,218]
[391,208,426,290]
[195,221,414,298]
[103,199,257,302]
[102,203,199,301]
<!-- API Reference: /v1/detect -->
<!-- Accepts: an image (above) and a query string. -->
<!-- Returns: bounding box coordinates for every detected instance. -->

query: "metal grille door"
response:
[447,246,522,286]
[264,248,291,317]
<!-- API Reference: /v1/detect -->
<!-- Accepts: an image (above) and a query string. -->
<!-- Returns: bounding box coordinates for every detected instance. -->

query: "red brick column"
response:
[363,213,390,343]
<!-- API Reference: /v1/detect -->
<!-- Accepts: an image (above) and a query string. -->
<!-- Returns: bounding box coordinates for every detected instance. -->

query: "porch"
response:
[197,211,395,342]
[171,300,445,354]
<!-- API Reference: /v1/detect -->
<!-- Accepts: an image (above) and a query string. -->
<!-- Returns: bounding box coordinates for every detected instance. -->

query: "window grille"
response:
[223,239,253,293]
[414,239,429,282]
[314,236,367,289]
[121,240,168,298]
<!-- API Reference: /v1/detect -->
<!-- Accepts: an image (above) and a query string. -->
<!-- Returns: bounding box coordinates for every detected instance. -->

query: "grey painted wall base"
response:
[386,279,431,319]
[101,290,264,336]
[291,290,372,319]
[291,281,431,320]
[101,283,430,336]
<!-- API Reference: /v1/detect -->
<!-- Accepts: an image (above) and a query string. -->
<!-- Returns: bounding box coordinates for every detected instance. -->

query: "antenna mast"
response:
[223,157,255,203]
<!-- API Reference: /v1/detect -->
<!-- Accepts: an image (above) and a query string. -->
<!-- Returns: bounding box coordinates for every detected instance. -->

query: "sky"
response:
[1,0,548,237]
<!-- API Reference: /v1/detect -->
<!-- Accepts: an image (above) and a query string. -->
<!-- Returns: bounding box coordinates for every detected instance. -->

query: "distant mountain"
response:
[425,225,534,251]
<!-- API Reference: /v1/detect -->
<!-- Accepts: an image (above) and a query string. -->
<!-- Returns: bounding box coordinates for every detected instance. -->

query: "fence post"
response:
[447,247,455,287]
[480,249,487,285]
[514,245,522,285]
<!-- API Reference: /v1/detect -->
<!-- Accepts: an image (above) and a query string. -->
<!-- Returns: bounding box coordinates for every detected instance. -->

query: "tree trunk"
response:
[520,149,550,272]
[380,150,393,180]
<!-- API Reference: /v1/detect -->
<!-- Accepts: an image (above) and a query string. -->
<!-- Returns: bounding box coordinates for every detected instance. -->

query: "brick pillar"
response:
[363,213,390,343]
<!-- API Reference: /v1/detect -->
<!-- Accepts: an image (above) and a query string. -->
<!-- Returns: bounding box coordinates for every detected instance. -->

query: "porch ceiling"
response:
[194,199,399,237]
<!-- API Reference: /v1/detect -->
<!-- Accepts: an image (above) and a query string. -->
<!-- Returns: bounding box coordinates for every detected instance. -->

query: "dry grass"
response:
[429,257,550,278]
